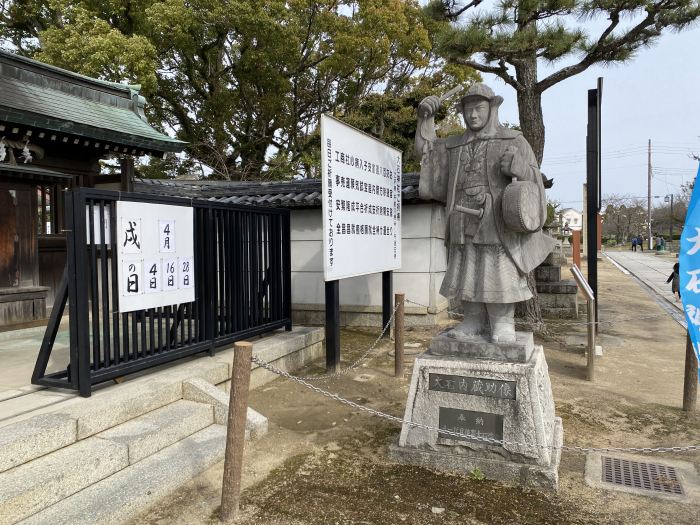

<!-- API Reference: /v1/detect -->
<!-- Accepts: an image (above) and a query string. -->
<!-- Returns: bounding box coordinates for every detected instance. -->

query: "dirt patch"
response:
[130,259,700,525]
[237,429,596,525]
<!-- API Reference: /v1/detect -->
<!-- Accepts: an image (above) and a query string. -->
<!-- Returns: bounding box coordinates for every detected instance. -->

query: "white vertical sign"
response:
[321,114,402,281]
[86,206,111,244]
[116,201,195,312]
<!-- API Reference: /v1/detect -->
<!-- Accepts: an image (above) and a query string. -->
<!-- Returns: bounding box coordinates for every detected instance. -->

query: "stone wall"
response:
[290,203,449,326]
[536,253,578,319]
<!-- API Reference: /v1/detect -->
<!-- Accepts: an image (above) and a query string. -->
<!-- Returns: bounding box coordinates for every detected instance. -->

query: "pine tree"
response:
[427,0,700,164]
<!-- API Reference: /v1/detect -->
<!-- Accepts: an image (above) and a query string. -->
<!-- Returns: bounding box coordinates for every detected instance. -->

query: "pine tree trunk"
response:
[515,61,545,165]
[514,58,546,330]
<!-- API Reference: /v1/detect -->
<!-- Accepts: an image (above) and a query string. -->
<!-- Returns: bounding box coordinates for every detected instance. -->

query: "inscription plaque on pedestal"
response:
[429,373,516,399]
[438,407,503,443]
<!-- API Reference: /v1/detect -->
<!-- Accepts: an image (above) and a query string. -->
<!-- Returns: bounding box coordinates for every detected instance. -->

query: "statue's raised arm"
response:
[414,95,440,158]
[415,87,464,203]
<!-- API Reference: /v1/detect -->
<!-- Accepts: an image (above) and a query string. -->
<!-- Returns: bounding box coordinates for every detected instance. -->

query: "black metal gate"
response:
[33,188,292,396]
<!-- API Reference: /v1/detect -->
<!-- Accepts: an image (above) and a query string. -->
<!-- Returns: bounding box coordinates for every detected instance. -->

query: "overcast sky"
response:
[474,24,700,212]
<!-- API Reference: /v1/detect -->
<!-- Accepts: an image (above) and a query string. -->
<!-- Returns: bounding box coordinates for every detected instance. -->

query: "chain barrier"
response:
[251,355,700,454]
[289,301,400,381]
[404,299,674,329]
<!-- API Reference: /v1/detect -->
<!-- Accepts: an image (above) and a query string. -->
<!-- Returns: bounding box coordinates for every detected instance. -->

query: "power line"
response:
[544,145,699,164]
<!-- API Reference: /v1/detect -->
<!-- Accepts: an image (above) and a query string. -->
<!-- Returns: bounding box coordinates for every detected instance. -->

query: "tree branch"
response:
[536,5,661,92]
[453,57,522,90]
[444,0,484,20]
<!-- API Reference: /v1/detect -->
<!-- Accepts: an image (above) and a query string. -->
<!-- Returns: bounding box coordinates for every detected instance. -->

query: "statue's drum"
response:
[502,180,543,233]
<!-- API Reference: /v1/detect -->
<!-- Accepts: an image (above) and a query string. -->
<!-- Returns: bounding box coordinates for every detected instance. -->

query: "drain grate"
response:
[601,456,684,495]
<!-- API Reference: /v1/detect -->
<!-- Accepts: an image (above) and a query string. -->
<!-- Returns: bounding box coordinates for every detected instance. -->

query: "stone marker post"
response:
[220,341,252,522]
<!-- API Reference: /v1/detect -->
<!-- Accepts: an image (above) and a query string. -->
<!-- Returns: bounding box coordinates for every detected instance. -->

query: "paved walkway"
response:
[604,250,681,311]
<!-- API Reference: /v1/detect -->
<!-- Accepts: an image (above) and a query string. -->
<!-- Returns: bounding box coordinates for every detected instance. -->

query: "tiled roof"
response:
[0,50,185,154]
[134,173,425,208]
[0,163,73,182]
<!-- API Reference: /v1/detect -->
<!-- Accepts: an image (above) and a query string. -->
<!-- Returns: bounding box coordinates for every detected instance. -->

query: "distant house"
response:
[560,208,582,231]
[136,174,449,327]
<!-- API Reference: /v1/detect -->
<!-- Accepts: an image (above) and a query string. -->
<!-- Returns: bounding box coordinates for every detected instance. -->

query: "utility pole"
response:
[669,194,674,247]
[648,139,652,250]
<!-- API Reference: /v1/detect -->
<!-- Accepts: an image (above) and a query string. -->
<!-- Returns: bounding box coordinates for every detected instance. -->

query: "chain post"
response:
[220,341,252,523]
[683,331,698,412]
[394,293,405,378]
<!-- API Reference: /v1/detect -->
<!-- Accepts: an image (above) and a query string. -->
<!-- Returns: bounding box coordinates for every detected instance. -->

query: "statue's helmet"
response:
[459,83,504,108]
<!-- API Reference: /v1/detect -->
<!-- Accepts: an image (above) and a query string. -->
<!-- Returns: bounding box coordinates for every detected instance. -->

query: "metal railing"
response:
[570,264,596,381]
[32,188,292,396]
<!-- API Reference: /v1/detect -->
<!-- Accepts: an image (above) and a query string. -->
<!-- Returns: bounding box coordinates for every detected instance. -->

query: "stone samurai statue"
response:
[415,83,553,343]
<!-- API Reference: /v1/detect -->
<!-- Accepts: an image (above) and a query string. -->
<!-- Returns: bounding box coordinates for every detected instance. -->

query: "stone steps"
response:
[0,437,129,525]
[95,399,214,465]
[0,399,215,524]
[0,389,266,524]
[0,413,77,473]
[0,327,322,524]
[18,425,227,525]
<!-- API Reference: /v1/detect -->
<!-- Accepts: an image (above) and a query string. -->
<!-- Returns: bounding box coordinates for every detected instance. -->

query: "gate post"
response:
[282,212,293,331]
[65,189,92,397]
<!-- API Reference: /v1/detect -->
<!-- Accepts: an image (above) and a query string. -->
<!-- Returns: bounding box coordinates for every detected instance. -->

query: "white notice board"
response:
[321,114,402,281]
[116,201,195,312]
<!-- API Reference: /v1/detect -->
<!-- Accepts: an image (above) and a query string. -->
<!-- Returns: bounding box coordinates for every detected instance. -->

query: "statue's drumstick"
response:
[453,204,483,219]
[419,85,465,118]
[439,85,465,103]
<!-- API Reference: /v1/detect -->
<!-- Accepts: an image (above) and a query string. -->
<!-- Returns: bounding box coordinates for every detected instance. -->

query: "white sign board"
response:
[116,201,195,312]
[321,114,402,281]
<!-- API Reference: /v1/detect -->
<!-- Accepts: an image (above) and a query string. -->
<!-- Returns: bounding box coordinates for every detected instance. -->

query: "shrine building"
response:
[0,49,185,327]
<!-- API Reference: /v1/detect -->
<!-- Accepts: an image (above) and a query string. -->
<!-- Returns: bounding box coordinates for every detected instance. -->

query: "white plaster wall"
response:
[561,209,582,231]
[290,203,448,314]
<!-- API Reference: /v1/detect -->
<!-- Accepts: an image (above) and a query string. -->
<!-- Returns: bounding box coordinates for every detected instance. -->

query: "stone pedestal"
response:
[389,332,562,490]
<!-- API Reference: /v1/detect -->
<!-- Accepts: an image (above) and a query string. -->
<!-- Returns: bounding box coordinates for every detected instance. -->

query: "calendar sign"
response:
[144,259,162,293]
[116,201,195,312]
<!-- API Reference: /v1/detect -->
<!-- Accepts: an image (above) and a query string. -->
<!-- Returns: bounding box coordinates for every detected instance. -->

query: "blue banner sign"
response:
[680,163,700,383]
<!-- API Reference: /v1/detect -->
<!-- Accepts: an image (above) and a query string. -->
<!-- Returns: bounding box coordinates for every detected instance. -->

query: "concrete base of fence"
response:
[0,326,323,525]
[292,303,449,328]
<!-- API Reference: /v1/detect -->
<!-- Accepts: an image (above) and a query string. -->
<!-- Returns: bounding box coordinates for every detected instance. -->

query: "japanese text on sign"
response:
[116,201,195,312]
[321,114,402,281]
[429,374,516,400]
[438,407,504,444]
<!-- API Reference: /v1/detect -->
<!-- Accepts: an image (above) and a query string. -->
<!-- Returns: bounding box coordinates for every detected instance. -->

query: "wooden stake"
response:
[395,293,405,378]
[683,332,698,412]
[220,341,252,522]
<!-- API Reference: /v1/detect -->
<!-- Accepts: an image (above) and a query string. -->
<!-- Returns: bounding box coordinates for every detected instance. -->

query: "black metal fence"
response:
[33,188,291,396]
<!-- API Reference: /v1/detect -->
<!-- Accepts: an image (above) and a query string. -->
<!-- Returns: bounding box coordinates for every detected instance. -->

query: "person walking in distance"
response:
[667,262,680,301]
